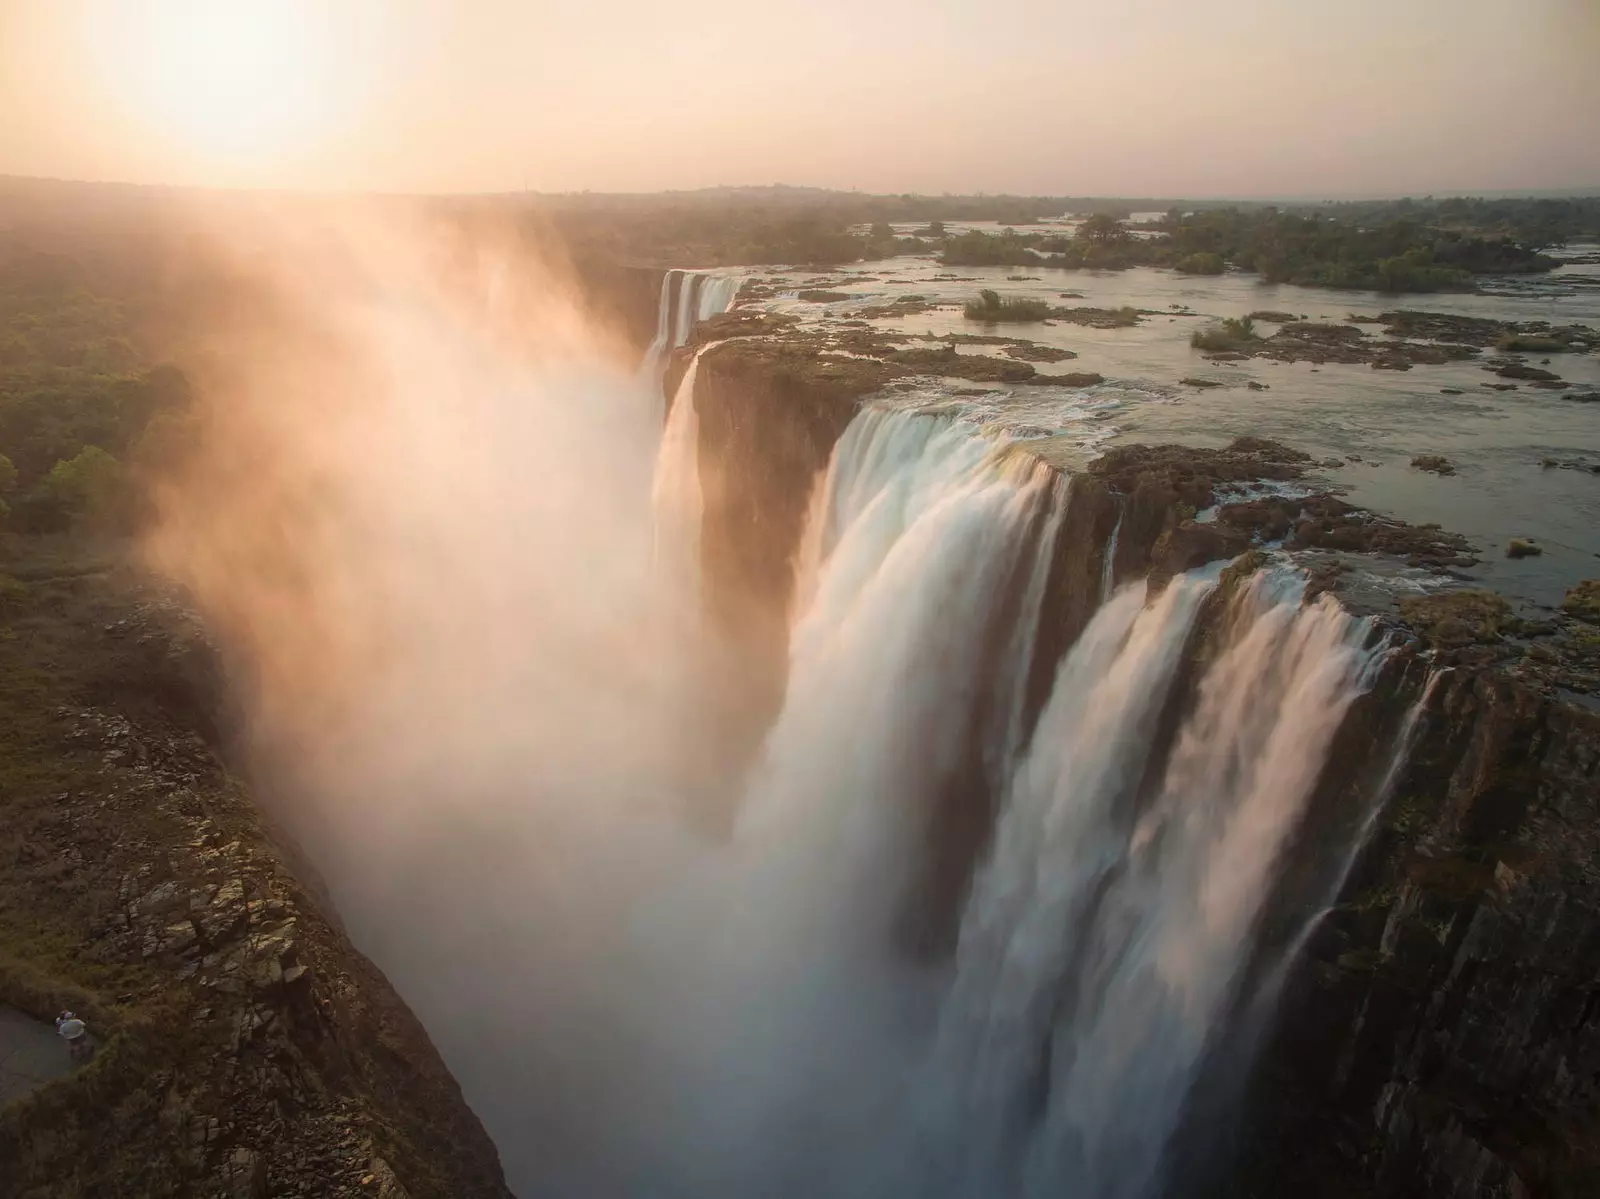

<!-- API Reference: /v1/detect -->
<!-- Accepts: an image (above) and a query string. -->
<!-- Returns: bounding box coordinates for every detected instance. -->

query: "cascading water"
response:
[623,388,1393,1199]
[204,235,1423,1199]
[651,342,717,613]
[639,269,743,419]
[1100,510,1123,602]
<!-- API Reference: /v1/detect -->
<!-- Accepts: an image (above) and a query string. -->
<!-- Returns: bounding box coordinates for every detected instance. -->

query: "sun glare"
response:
[97,1,338,167]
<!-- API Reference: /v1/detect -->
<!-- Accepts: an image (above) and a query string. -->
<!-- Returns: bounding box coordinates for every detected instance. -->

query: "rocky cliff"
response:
[1238,669,1600,1199]
[0,570,511,1199]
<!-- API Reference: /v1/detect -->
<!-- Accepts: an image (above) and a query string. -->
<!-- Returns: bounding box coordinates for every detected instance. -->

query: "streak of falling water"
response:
[923,566,1381,1199]
[639,269,742,423]
[651,342,717,616]
[1100,510,1123,603]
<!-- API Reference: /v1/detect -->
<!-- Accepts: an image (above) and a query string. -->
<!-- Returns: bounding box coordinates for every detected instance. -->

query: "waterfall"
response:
[175,217,1443,1199]
[651,343,716,615]
[916,564,1380,1199]
[639,268,743,420]
[625,404,1386,1199]
[1100,510,1123,602]
[736,410,1056,921]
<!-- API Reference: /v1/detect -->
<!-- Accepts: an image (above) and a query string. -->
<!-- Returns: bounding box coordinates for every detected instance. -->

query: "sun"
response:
[97,1,335,164]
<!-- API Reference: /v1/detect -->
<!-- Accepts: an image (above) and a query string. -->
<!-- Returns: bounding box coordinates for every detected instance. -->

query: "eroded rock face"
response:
[1241,670,1600,1199]
[0,594,511,1199]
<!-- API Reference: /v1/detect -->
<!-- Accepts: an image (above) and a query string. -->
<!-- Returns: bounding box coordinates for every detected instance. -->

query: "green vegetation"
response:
[1,233,192,537]
[964,289,1054,323]
[1398,589,1516,648]
[1410,454,1455,476]
[1562,581,1600,623]
[1164,207,1552,292]
[536,184,1600,277]
[1190,316,1260,352]
[1173,252,1224,275]
[943,229,1046,268]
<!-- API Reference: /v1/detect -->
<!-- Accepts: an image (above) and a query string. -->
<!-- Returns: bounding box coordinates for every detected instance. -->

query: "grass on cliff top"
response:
[0,541,177,1017]
[0,538,216,1195]
[1398,589,1517,649]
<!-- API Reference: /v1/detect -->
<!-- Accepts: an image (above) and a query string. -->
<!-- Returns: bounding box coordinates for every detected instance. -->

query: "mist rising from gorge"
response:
[141,209,1386,1199]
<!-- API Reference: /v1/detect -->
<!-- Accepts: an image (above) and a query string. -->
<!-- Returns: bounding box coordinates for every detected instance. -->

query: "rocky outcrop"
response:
[0,580,510,1199]
[1239,668,1600,1199]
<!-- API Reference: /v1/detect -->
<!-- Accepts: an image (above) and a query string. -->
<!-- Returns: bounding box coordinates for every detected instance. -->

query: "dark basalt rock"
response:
[1381,310,1600,353]
[1492,363,1561,381]
[847,296,942,319]
[1002,343,1078,362]
[1411,455,1456,476]
[1216,493,1477,567]
[1240,666,1600,1199]
[1208,321,1482,369]
[1027,371,1104,388]
[887,346,1037,382]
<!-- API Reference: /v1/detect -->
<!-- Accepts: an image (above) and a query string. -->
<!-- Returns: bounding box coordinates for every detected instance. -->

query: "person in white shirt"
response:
[55,1010,90,1060]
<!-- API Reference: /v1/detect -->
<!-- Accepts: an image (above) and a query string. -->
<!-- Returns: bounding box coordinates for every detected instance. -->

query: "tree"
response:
[1077,213,1128,247]
[43,445,123,526]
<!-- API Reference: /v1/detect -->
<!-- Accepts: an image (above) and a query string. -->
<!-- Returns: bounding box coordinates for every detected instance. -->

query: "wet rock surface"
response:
[1380,309,1600,352]
[1242,664,1600,1199]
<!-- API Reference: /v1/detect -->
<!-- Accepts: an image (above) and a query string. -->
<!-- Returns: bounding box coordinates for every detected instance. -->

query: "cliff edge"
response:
[0,559,511,1199]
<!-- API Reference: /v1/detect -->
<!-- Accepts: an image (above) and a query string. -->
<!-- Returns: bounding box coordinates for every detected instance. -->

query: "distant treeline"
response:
[0,223,192,539]
[534,187,1595,290]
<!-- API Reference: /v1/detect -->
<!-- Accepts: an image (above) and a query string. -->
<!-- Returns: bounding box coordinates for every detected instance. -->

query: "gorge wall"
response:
[0,582,511,1199]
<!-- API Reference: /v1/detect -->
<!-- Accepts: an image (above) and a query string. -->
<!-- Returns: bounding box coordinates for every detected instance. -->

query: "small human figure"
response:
[56,1010,90,1061]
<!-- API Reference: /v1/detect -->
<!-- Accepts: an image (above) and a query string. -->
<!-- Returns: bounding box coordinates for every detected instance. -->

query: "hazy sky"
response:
[3,0,1598,197]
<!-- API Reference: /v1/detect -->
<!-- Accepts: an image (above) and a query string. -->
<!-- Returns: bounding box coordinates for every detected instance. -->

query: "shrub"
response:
[1410,454,1455,475]
[1563,581,1600,623]
[963,289,1053,323]
[42,445,124,526]
[1190,316,1259,352]
[1174,252,1225,275]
